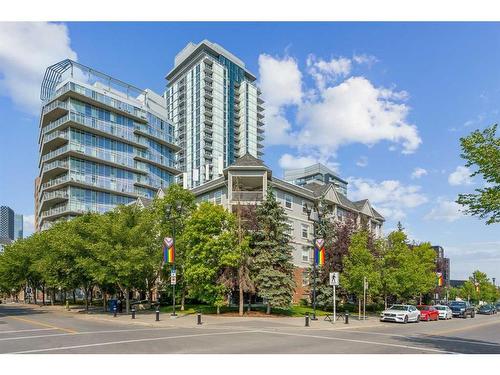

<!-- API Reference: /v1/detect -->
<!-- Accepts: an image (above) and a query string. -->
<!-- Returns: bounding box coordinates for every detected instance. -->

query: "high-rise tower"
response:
[166,40,264,189]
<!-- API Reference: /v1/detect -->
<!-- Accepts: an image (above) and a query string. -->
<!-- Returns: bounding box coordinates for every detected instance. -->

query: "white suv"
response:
[380,304,420,323]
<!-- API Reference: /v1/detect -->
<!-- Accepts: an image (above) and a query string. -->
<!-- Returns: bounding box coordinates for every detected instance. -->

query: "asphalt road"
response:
[1,303,499,354]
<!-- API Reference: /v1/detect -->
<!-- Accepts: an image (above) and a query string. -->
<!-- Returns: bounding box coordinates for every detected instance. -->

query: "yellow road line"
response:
[8,316,78,334]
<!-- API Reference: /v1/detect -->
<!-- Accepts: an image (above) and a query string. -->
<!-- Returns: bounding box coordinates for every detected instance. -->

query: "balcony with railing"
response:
[41,100,68,125]
[48,81,148,123]
[231,191,264,202]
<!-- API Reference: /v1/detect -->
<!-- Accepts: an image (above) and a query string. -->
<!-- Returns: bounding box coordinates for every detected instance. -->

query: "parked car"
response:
[495,302,500,310]
[449,301,475,318]
[380,304,420,324]
[478,304,497,315]
[434,305,453,320]
[417,305,440,321]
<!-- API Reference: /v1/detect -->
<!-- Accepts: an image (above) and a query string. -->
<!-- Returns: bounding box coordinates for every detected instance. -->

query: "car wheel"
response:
[403,315,408,324]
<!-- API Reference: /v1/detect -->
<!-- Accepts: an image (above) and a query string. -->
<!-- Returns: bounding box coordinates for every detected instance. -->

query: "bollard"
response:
[155,307,160,322]
[65,301,69,310]
[311,312,317,321]
[197,312,202,325]
[345,311,349,324]
[305,312,310,327]
[131,307,136,319]
[113,306,117,318]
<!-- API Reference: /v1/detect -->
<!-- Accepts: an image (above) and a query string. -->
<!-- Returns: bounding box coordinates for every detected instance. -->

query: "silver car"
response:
[380,304,420,324]
[434,305,453,319]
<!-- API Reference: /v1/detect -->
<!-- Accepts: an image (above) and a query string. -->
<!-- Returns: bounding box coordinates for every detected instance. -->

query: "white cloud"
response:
[258,53,421,156]
[258,54,302,145]
[448,166,473,186]
[348,178,428,221]
[411,167,428,179]
[356,156,368,167]
[23,214,35,237]
[306,54,351,90]
[0,22,77,115]
[424,198,464,223]
[297,77,421,156]
[353,54,378,66]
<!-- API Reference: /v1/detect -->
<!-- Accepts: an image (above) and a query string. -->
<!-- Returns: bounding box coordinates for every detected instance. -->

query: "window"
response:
[287,220,294,235]
[302,246,310,262]
[302,200,308,214]
[301,224,309,239]
[284,194,292,209]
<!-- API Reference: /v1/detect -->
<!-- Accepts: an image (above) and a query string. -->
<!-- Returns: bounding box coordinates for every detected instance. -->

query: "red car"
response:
[417,305,439,321]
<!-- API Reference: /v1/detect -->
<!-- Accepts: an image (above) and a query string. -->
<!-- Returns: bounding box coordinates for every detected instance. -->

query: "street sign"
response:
[329,272,339,286]
[171,269,176,285]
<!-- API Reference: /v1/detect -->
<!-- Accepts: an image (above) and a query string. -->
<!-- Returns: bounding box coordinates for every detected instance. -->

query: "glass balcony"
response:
[232,191,264,202]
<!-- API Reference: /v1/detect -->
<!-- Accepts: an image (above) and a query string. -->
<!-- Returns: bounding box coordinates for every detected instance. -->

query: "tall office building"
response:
[166,40,265,189]
[37,60,180,231]
[14,214,23,240]
[0,206,15,241]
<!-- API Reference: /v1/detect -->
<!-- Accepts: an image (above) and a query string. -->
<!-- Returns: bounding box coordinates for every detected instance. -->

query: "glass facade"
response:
[166,40,264,189]
[37,60,180,230]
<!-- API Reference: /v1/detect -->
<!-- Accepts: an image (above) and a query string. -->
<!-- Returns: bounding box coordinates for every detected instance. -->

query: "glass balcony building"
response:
[37,60,181,230]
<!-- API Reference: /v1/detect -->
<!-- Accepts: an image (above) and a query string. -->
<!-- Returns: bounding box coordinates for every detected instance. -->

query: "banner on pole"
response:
[163,237,175,264]
[436,272,443,287]
[314,239,325,267]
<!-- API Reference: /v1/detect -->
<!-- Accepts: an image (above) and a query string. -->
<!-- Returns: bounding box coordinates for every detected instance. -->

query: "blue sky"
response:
[0,22,499,279]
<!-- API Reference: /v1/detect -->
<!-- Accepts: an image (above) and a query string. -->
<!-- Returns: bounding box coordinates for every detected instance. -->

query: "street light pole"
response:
[166,202,182,318]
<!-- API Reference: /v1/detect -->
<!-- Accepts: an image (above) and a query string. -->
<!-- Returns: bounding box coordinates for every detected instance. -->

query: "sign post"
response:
[329,272,339,323]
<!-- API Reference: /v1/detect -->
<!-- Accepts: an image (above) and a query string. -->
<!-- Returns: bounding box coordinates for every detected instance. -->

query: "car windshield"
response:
[450,302,465,307]
[388,305,408,311]
[418,306,430,310]
[435,306,445,310]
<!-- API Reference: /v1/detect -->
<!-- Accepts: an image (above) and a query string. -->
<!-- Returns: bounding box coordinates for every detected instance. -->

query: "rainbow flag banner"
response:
[314,239,325,267]
[163,237,175,264]
[436,272,443,287]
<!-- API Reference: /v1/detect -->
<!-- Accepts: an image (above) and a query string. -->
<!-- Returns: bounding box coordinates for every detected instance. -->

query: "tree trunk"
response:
[42,285,45,306]
[384,293,387,309]
[239,285,244,317]
[84,288,89,311]
[33,288,37,305]
[89,286,93,306]
[51,289,55,306]
[124,289,130,314]
[358,298,361,320]
[180,289,185,311]
[216,305,220,315]
[266,302,271,315]
[103,291,107,312]
[73,290,76,304]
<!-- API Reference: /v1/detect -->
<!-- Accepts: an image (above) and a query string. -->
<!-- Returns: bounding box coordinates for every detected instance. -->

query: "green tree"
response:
[341,230,381,316]
[456,124,500,224]
[407,242,437,303]
[251,189,295,314]
[182,202,241,313]
[93,205,154,313]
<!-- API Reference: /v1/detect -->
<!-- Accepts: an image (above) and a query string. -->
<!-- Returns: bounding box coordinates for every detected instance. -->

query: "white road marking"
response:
[257,330,455,354]
[7,330,260,354]
[0,328,57,334]
[0,326,178,342]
